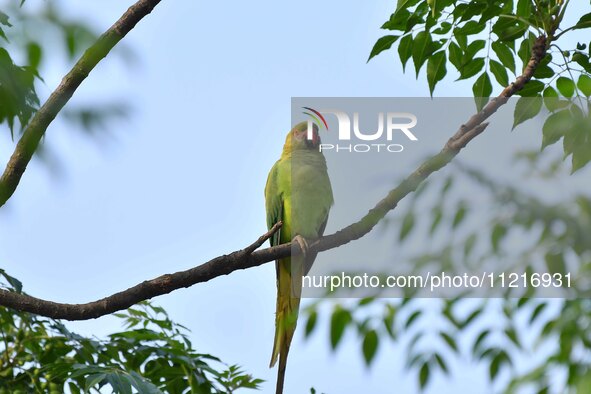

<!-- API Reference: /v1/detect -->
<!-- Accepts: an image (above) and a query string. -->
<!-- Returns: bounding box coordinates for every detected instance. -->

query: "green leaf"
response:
[512,95,542,129]
[429,205,443,234]
[517,33,535,72]
[405,310,422,329]
[427,50,447,95]
[106,372,133,394]
[362,330,379,366]
[382,9,411,31]
[578,74,591,97]
[0,269,23,293]
[542,86,559,112]
[490,353,501,380]
[498,23,528,42]
[572,142,591,173]
[330,307,351,349]
[563,111,587,158]
[434,353,449,374]
[542,109,570,149]
[472,72,492,111]
[433,22,452,35]
[489,351,511,380]
[533,55,554,79]
[383,305,396,339]
[448,41,463,70]
[516,0,532,18]
[454,2,486,22]
[412,31,433,77]
[405,3,429,33]
[491,223,507,252]
[85,373,107,391]
[533,64,554,79]
[305,310,317,337]
[358,297,375,306]
[0,11,11,27]
[572,53,591,73]
[492,41,516,74]
[489,59,509,87]
[472,330,490,354]
[458,57,485,80]
[419,362,430,388]
[517,80,544,96]
[440,331,459,352]
[529,302,547,324]
[463,233,477,258]
[68,382,81,394]
[504,327,520,347]
[455,20,486,36]
[27,42,42,70]
[461,306,482,327]
[399,211,415,241]
[556,77,576,97]
[573,13,591,30]
[368,35,399,62]
[463,40,486,62]
[455,32,467,49]
[398,34,413,71]
[545,252,566,276]
[452,202,468,229]
[128,371,163,394]
[442,176,453,195]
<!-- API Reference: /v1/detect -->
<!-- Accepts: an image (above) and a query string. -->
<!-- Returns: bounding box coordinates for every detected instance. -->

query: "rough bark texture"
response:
[0,32,549,320]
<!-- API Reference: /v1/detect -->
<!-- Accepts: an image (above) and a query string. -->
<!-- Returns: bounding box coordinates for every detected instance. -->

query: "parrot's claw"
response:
[292,235,309,259]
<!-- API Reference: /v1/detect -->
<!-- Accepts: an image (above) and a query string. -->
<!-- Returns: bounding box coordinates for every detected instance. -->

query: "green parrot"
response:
[265,121,333,394]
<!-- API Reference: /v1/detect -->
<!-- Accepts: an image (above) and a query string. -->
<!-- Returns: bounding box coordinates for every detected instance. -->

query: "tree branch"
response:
[0,36,549,320]
[0,0,162,207]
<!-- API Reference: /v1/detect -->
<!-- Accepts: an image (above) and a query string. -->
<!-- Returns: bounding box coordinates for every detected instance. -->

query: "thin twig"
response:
[243,221,282,255]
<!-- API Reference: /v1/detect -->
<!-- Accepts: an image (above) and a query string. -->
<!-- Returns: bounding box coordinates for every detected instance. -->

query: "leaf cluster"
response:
[0,275,262,394]
[304,157,591,391]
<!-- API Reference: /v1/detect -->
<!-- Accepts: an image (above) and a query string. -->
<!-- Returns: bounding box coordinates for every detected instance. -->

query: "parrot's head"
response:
[284,121,321,154]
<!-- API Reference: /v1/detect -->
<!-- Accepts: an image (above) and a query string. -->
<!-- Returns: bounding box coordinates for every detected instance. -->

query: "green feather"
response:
[265,122,333,394]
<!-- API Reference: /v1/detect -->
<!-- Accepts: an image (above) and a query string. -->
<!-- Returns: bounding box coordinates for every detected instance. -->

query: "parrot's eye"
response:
[293,130,306,141]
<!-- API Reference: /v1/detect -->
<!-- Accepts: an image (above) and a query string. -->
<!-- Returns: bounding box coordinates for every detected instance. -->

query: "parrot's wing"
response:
[265,161,283,248]
[303,212,330,275]
[317,213,329,238]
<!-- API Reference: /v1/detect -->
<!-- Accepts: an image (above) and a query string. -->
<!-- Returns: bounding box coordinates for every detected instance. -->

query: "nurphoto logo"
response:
[302,106,418,153]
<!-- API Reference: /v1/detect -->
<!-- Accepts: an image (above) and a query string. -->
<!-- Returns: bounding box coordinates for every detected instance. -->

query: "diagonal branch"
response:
[0,0,163,207]
[0,35,549,320]
[0,224,286,320]
[317,35,549,252]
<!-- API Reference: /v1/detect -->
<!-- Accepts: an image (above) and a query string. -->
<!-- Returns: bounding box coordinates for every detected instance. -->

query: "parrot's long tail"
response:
[275,350,289,394]
[270,257,302,394]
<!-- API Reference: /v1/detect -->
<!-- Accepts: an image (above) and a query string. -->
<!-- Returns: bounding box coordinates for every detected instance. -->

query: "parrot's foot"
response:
[292,235,309,259]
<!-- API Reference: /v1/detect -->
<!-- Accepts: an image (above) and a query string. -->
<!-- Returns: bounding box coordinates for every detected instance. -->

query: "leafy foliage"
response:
[306,152,591,391]
[297,2,591,391]
[369,1,591,175]
[0,45,39,137]
[0,276,262,394]
[368,0,591,111]
[0,1,131,138]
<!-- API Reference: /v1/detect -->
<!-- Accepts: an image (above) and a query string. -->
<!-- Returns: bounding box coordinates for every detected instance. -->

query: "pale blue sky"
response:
[0,1,588,393]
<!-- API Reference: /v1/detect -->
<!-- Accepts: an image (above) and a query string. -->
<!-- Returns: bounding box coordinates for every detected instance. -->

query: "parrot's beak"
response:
[306,131,320,148]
